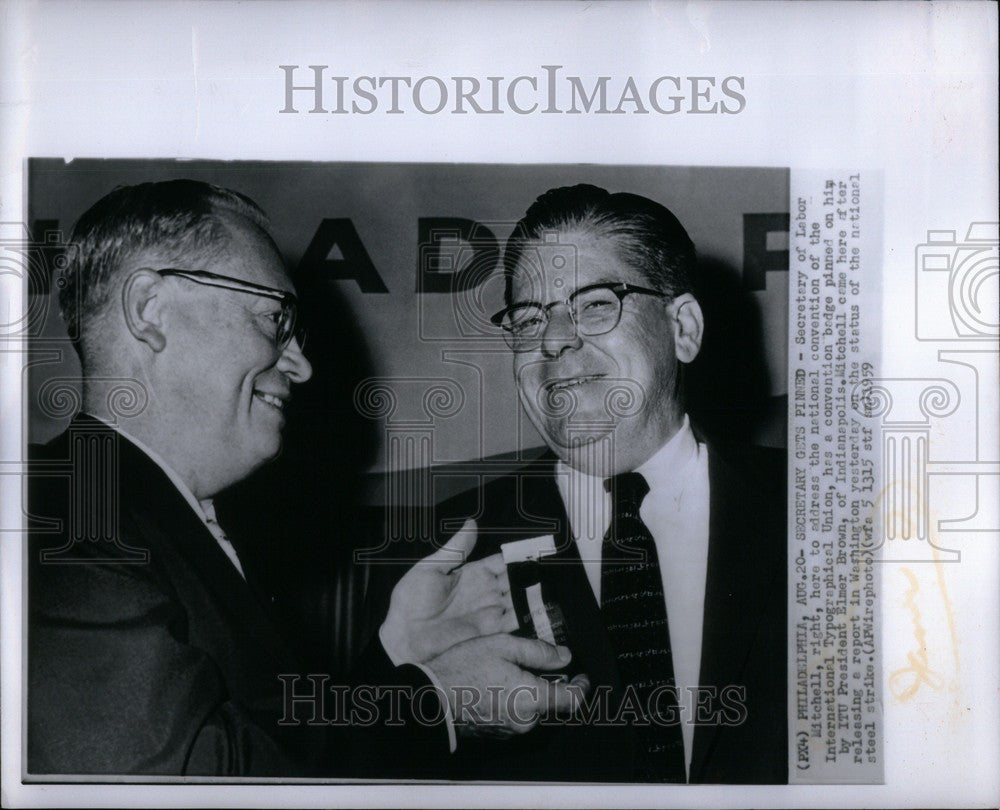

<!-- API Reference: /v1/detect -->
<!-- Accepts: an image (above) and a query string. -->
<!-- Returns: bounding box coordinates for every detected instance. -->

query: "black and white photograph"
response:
[1,2,996,808]
[23,162,789,783]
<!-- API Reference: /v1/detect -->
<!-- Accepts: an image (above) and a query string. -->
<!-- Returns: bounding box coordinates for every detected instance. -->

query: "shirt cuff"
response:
[379,625,457,754]
[414,663,457,754]
[378,623,407,667]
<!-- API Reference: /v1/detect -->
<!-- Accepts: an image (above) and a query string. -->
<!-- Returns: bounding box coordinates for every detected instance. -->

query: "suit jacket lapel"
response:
[107,426,290,660]
[689,447,775,781]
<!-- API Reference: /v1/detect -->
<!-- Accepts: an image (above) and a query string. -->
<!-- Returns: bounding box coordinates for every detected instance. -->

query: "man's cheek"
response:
[515,379,536,414]
[519,389,555,437]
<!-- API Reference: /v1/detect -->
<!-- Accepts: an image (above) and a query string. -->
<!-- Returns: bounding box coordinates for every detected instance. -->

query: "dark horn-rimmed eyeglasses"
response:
[154,268,306,352]
[490,281,668,353]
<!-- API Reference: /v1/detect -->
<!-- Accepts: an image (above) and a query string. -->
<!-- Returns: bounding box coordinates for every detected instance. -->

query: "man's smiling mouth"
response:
[546,374,606,391]
[253,390,287,411]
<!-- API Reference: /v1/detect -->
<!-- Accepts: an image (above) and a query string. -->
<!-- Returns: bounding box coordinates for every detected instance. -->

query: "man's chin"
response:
[248,435,283,469]
[543,421,616,464]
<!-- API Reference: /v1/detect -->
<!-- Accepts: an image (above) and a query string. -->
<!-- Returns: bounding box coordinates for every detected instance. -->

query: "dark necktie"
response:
[601,472,686,782]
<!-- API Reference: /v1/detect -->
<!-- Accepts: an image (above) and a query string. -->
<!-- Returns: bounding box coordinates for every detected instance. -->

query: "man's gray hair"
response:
[60,179,270,365]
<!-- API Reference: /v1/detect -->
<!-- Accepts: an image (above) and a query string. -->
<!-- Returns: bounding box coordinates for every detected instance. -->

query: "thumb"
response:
[537,673,591,717]
[503,636,572,672]
[424,518,478,570]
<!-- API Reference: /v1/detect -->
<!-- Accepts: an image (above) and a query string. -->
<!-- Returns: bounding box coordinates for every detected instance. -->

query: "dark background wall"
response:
[27,160,789,675]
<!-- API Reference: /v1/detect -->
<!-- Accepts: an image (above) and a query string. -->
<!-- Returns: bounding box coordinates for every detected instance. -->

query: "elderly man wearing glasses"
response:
[429,184,787,784]
[27,180,584,777]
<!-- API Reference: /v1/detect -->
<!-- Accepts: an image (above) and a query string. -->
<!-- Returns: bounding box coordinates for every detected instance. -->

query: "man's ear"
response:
[122,269,167,352]
[669,293,704,363]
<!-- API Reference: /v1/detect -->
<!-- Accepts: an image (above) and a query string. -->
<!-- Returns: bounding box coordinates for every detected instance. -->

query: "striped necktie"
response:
[601,471,685,782]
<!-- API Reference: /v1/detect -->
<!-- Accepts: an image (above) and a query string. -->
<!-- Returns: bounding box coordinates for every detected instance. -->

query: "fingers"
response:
[500,602,519,633]
[431,634,589,737]
[536,673,591,716]
[477,570,514,616]
[480,553,508,577]
[452,554,512,613]
[424,519,478,569]
[500,634,572,671]
[495,567,511,598]
[474,555,512,609]
[472,604,520,635]
[505,672,591,732]
[464,556,509,589]
[460,553,510,591]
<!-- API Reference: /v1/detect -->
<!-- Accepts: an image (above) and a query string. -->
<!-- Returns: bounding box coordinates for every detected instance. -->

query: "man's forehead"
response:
[510,232,640,299]
[202,216,293,292]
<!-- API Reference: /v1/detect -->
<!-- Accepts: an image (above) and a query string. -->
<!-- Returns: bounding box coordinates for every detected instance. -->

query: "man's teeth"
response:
[551,376,600,390]
[256,392,284,409]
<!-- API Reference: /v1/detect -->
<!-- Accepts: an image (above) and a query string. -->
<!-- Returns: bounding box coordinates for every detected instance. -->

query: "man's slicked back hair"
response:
[60,179,271,364]
[502,183,697,304]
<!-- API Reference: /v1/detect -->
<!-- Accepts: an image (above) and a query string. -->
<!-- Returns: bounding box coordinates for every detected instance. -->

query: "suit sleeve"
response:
[28,534,453,777]
[343,639,453,778]
[28,542,303,776]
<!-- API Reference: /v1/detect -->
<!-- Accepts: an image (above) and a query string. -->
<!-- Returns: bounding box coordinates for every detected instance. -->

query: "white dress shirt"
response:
[555,414,711,778]
[109,420,246,580]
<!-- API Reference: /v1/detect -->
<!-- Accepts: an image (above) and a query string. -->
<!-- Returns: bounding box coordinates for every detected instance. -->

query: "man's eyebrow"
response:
[507,296,543,308]
[508,279,622,308]
[578,277,621,289]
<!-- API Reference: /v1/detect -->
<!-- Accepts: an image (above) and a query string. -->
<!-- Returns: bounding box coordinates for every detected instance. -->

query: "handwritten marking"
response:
[888,567,945,701]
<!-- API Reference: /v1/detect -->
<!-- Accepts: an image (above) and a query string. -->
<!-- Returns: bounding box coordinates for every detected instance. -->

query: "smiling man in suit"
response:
[27,179,582,776]
[433,183,787,783]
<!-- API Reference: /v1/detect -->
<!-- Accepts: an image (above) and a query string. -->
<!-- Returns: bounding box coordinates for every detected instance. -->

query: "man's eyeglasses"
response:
[490,281,668,353]
[155,269,306,351]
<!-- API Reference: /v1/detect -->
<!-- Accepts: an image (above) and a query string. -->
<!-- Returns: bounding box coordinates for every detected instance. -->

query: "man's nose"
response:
[277,336,313,383]
[539,305,582,359]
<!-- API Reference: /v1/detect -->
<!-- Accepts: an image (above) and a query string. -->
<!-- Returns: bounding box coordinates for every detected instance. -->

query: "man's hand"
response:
[380,519,518,665]
[426,634,591,738]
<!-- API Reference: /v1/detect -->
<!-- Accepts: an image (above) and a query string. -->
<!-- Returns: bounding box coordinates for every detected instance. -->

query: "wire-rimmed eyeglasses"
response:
[155,268,306,351]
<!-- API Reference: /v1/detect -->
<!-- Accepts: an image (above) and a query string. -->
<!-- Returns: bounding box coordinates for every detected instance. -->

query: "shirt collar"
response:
[555,414,698,536]
[84,413,212,523]
[557,414,697,486]
[636,413,699,508]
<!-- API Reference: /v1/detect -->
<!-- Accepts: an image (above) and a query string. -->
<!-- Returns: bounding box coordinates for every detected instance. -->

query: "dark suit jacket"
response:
[369,440,787,783]
[27,415,446,777]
